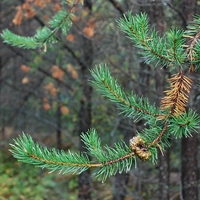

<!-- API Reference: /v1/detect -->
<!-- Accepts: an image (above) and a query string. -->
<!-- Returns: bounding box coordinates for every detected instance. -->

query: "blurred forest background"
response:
[0,0,200,199]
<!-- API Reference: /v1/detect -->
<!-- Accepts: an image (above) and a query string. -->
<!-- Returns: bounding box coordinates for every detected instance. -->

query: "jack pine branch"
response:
[10,133,90,174]
[184,15,200,39]
[90,65,170,157]
[147,122,169,148]
[1,1,80,50]
[6,11,200,181]
[90,65,199,157]
[11,129,149,181]
[118,12,170,63]
[153,71,192,146]
[141,108,200,156]
[151,16,200,145]
[90,64,160,122]
[168,109,200,138]
[136,121,171,161]
[118,12,187,67]
[166,29,187,67]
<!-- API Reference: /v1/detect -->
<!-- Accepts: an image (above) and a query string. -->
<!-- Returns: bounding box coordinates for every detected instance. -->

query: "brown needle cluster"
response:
[159,71,192,120]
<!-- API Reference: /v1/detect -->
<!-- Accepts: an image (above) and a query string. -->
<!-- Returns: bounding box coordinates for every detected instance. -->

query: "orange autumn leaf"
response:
[71,71,78,79]
[44,82,54,90]
[67,64,78,79]
[43,97,48,102]
[43,15,50,21]
[20,64,31,73]
[66,34,75,42]
[21,2,36,19]
[44,82,57,97]
[12,6,23,26]
[22,2,31,10]
[51,65,65,81]
[25,7,36,19]
[71,15,79,23]
[53,2,62,11]
[43,97,51,110]
[43,102,51,110]
[82,22,95,38]
[60,106,70,115]
[50,89,57,97]
[34,0,46,8]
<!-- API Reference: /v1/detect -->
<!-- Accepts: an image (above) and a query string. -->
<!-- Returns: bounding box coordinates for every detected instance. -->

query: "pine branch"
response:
[168,109,200,138]
[166,29,186,67]
[0,29,40,49]
[1,2,78,50]
[6,11,200,182]
[192,40,200,70]
[147,122,169,148]
[10,129,140,181]
[90,64,160,123]
[184,15,200,38]
[118,12,169,65]
[10,133,90,174]
[118,12,187,68]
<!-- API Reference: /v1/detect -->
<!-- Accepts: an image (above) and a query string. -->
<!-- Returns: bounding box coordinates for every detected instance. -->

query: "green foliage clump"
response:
[0,149,76,200]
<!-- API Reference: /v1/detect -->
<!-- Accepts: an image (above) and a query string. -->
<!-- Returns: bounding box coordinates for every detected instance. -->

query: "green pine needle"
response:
[10,133,90,175]
[1,9,72,50]
[118,12,187,68]
[9,130,138,181]
[1,29,40,49]
[90,64,160,123]
[168,109,200,138]
[48,10,72,35]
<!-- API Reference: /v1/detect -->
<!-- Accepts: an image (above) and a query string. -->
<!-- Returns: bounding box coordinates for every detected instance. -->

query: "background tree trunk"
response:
[108,3,132,200]
[113,119,132,200]
[56,86,62,149]
[181,1,199,199]
[139,1,170,199]
[78,0,93,199]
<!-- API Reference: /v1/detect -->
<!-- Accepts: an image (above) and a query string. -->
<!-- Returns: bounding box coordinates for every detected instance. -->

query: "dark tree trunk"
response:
[78,0,93,199]
[113,171,130,200]
[109,3,131,200]
[181,74,198,200]
[0,56,5,139]
[181,1,199,199]
[113,120,132,200]
[56,88,62,149]
[156,67,169,200]
[139,1,169,199]
[181,133,198,200]
[182,0,197,28]
[78,65,92,200]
